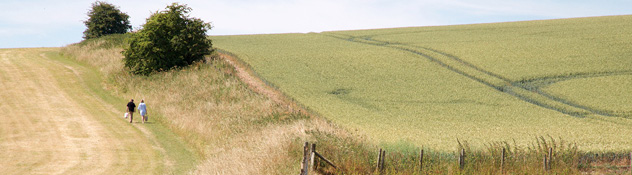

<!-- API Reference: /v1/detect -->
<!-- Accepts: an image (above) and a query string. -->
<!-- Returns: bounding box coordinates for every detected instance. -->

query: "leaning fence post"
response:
[419,148,424,173]
[314,151,337,169]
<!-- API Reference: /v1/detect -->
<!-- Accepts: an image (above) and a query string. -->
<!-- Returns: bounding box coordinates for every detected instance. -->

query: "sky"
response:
[1,0,631,48]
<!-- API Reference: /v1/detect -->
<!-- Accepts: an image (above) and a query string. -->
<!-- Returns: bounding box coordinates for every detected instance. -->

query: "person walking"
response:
[138,99,147,124]
[127,99,136,123]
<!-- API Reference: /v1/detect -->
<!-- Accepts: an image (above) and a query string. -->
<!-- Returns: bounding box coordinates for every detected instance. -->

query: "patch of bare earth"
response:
[0,48,168,174]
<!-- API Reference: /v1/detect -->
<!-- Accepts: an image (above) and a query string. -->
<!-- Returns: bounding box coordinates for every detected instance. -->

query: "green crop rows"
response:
[212,15,632,151]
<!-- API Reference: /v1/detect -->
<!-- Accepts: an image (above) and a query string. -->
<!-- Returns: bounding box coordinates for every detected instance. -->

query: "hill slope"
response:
[212,15,632,151]
[59,34,351,174]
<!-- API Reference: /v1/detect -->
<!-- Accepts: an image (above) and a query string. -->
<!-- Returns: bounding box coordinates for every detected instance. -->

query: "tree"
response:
[83,1,131,39]
[122,3,213,75]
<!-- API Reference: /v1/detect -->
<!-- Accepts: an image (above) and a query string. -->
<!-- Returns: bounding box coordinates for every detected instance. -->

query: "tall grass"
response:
[61,33,632,174]
[308,135,588,174]
[61,34,350,174]
[312,135,627,174]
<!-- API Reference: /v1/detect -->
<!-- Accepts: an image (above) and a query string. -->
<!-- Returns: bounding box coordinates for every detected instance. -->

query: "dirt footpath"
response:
[0,48,170,174]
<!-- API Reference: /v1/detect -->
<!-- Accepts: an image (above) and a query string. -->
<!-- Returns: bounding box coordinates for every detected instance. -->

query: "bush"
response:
[83,1,131,39]
[122,3,213,75]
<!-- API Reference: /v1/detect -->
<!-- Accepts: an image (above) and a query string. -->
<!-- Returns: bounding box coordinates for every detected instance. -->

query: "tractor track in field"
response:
[324,33,631,118]
[518,71,632,117]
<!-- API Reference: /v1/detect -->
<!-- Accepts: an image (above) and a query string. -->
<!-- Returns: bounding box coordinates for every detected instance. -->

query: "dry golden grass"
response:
[61,34,351,174]
[61,38,124,75]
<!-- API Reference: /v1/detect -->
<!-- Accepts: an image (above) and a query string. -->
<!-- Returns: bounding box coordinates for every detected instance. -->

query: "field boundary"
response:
[296,139,632,174]
[217,50,320,118]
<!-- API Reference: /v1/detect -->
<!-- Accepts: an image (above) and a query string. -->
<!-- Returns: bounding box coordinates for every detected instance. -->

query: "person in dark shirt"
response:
[127,99,136,123]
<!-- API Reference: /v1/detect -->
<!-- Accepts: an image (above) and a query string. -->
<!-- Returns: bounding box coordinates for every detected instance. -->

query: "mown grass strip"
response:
[46,50,198,174]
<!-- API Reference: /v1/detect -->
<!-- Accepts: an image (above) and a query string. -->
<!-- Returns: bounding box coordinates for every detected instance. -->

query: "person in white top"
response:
[138,99,148,124]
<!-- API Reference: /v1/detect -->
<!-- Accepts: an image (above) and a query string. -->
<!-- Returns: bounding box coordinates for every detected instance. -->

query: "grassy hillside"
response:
[60,34,359,174]
[57,15,632,173]
[212,15,632,152]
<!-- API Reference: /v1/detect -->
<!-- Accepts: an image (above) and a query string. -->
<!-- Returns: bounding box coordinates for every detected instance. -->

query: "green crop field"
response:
[212,15,632,151]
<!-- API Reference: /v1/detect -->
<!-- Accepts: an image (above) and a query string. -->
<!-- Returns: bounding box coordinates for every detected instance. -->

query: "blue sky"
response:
[1,0,631,48]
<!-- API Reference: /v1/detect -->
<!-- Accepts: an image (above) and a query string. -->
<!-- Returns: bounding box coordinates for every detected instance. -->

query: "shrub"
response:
[83,1,131,39]
[122,3,213,75]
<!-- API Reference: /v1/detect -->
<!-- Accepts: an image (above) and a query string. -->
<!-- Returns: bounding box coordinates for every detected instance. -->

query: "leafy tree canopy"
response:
[123,3,213,75]
[83,1,131,39]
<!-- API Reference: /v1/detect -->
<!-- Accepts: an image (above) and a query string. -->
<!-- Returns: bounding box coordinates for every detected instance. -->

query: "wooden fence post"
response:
[459,148,465,170]
[376,148,383,172]
[300,142,310,175]
[419,148,424,173]
[543,155,548,172]
[548,147,553,170]
[311,143,318,171]
[381,150,386,172]
[501,148,505,174]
